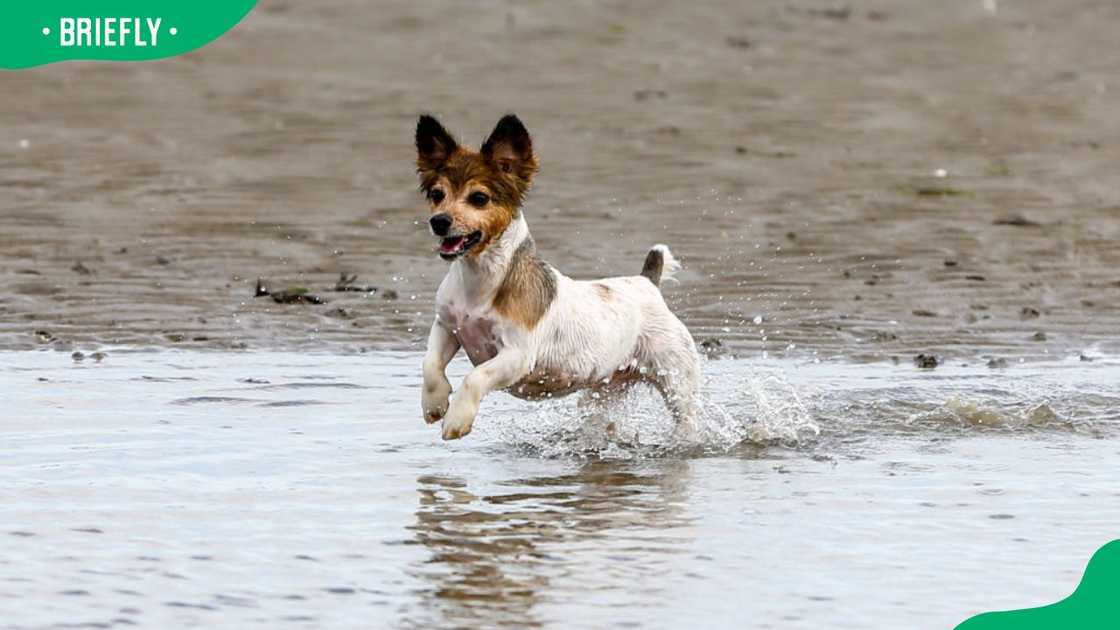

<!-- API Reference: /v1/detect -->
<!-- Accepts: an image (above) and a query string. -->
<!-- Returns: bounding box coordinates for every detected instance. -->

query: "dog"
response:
[417,114,700,440]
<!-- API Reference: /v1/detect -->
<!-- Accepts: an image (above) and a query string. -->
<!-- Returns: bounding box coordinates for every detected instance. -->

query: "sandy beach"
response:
[1,0,1118,361]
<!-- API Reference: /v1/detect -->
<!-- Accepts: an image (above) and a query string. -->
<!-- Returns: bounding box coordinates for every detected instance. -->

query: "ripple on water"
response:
[250,382,367,391]
[170,396,258,406]
[257,400,330,408]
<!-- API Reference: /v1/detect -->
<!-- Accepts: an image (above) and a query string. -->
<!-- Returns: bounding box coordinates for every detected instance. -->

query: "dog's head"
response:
[416,114,539,260]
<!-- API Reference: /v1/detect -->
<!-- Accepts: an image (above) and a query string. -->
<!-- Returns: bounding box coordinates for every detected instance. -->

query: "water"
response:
[3,350,1118,629]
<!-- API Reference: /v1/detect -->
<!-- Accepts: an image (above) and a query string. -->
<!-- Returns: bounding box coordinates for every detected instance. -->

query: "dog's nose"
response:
[429,213,453,236]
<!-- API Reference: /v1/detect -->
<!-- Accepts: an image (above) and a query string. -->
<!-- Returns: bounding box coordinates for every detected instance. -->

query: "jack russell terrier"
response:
[417,114,700,440]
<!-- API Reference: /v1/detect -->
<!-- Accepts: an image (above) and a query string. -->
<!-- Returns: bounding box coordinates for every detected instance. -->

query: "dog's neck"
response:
[450,213,533,303]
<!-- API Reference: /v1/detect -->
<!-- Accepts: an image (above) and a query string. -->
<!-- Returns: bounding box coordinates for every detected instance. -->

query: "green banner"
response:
[957,540,1120,629]
[0,1,258,69]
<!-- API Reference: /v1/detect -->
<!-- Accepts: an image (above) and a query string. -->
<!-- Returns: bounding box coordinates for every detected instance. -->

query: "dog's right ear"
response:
[416,115,458,171]
[480,114,537,185]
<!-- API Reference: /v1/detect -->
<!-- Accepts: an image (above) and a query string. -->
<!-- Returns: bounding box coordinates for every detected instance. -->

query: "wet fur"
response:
[493,237,556,330]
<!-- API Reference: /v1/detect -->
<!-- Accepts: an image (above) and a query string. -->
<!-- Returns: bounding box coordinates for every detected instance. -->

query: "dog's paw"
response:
[424,406,446,424]
[421,379,452,424]
[440,402,477,440]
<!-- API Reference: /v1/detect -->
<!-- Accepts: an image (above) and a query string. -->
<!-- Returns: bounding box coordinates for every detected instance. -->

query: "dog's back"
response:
[509,244,697,412]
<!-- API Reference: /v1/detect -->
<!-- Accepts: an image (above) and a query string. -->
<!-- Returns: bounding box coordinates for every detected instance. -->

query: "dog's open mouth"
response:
[439,231,482,260]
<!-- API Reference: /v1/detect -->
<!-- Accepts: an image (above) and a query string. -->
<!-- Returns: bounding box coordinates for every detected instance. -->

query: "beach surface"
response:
[1,0,1118,360]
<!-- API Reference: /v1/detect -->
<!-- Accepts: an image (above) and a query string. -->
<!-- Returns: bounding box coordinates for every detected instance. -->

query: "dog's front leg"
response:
[441,348,528,440]
[422,320,460,424]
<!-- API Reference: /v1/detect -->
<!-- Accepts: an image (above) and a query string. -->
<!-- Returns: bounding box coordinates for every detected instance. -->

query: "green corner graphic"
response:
[1,1,258,69]
[956,540,1120,629]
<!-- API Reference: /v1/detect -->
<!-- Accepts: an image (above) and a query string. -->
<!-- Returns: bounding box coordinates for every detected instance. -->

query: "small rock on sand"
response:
[334,273,378,293]
[633,89,668,101]
[724,36,751,49]
[914,353,939,369]
[699,337,726,358]
[993,215,1041,227]
[271,290,326,305]
[255,278,326,304]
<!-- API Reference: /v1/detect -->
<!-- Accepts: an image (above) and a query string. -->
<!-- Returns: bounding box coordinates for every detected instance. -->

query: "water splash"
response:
[482,361,819,458]
[734,368,820,445]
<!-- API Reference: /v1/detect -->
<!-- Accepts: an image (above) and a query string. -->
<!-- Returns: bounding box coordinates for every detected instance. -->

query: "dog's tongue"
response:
[440,236,466,254]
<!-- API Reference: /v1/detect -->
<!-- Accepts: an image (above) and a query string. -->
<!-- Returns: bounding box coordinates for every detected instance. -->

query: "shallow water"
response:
[3,350,1118,629]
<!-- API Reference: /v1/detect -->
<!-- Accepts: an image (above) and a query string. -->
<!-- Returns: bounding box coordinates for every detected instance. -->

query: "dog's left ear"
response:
[481,114,539,185]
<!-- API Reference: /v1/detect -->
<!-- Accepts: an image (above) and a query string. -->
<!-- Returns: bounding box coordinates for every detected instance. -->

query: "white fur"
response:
[422,215,700,440]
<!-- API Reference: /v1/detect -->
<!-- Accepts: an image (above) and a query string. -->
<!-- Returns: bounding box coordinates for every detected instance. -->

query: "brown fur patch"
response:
[593,283,613,300]
[492,237,556,330]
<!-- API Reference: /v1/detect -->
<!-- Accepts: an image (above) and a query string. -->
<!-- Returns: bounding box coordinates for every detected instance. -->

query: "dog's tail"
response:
[640,244,681,288]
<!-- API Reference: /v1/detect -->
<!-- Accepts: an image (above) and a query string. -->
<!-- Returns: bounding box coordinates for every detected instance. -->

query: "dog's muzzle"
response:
[439,230,482,260]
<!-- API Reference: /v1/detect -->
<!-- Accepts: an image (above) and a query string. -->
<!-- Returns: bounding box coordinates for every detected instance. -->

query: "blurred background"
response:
[2,0,1118,361]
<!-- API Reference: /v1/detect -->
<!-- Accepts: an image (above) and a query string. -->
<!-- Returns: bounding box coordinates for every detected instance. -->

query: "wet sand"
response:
[2,0,1119,360]
[2,351,1119,628]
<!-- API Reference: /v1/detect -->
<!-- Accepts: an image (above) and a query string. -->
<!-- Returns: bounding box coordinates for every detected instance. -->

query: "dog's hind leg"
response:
[578,381,638,441]
[577,390,617,441]
[641,324,701,438]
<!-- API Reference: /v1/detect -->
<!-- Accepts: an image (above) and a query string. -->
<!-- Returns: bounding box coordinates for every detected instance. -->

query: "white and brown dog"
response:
[417,114,700,440]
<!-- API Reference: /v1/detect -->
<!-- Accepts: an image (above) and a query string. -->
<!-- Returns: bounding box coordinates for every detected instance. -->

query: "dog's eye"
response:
[428,189,445,204]
[468,192,490,207]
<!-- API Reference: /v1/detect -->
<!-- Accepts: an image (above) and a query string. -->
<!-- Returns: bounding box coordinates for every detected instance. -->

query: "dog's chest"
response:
[438,304,502,366]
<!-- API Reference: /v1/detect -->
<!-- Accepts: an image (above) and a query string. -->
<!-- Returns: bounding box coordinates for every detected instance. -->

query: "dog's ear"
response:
[481,114,539,185]
[416,115,458,171]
